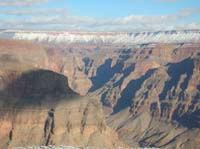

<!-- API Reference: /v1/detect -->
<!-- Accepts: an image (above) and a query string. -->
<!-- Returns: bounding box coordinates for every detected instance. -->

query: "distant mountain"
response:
[1,30,200,44]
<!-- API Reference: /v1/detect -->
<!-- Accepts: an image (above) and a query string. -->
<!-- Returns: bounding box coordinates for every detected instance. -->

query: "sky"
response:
[0,0,200,32]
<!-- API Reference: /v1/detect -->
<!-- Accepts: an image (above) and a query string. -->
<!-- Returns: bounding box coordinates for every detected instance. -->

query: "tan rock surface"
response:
[0,39,200,148]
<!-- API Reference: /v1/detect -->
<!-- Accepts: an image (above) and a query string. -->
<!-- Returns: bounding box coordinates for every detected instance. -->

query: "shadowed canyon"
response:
[0,30,200,148]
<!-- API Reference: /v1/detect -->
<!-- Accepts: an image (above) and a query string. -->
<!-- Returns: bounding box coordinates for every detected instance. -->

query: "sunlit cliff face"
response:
[0,35,200,148]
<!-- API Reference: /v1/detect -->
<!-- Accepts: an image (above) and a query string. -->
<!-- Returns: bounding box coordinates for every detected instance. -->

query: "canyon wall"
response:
[0,37,200,148]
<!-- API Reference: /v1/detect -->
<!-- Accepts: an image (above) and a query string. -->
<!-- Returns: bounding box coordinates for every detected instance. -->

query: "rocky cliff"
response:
[0,37,200,148]
[0,39,125,148]
[56,42,200,148]
[0,70,125,148]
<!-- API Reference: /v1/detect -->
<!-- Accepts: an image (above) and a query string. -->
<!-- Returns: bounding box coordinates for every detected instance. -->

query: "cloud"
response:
[1,13,200,32]
[0,0,49,6]
[180,8,200,16]
[0,8,68,16]
[0,6,200,32]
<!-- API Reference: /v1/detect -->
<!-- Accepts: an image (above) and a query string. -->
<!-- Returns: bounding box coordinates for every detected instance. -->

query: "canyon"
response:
[0,30,200,148]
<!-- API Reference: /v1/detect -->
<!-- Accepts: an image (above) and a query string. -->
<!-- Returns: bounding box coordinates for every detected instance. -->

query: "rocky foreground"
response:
[14,146,133,149]
[14,146,157,149]
[14,146,82,149]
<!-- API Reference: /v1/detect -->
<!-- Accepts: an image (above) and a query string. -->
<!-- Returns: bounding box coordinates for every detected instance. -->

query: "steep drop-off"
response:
[0,70,125,148]
[0,38,200,148]
[0,39,125,148]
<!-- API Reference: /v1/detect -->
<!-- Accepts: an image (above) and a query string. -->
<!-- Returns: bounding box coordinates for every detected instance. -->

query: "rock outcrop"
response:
[0,40,125,148]
[0,38,200,148]
[0,70,125,148]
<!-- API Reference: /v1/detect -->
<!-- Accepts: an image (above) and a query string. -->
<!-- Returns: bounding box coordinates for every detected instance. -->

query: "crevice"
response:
[9,128,13,141]
[159,58,194,101]
[65,111,72,133]
[7,127,14,146]
[89,58,124,92]
[44,108,55,145]
[80,106,89,134]
[98,121,106,133]
[113,69,155,113]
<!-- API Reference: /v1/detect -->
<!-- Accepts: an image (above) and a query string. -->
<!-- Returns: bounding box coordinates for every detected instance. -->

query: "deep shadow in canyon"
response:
[113,69,155,113]
[0,69,79,109]
[89,58,124,92]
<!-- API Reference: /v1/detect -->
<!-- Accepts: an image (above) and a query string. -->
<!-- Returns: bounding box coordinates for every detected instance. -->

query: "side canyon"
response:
[0,37,200,148]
